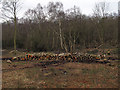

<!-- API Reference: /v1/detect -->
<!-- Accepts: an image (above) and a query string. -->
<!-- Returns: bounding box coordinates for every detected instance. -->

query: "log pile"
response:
[5,53,100,61]
[1,52,118,64]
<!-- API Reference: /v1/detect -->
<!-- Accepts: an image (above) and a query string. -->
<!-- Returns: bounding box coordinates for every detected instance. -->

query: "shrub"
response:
[87,49,99,54]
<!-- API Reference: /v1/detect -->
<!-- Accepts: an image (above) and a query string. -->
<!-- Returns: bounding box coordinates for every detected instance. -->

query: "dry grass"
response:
[2,61,118,88]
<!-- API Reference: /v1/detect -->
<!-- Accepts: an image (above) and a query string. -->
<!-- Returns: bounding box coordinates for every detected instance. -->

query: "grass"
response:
[2,60,118,88]
[17,76,24,88]
[118,65,120,68]
[2,49,118,88]
[82,69,99,75]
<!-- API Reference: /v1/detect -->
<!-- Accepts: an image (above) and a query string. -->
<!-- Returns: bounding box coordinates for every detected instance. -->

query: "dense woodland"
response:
[2,1,118,52]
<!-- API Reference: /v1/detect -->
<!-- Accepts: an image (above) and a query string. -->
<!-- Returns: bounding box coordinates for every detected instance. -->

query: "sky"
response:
[0,0,119,22]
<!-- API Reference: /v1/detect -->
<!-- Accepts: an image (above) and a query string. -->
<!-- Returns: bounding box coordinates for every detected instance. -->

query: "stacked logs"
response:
[9,53,103,63]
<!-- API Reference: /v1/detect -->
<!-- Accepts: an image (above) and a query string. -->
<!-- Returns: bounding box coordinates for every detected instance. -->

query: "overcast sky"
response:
[0,0,119,22]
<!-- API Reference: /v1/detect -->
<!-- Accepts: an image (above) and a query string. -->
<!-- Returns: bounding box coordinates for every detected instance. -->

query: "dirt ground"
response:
[2,60,118,88]
[1,48,119,88]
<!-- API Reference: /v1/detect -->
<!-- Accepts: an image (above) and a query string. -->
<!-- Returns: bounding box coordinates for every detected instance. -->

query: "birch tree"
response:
[93,2,109,46]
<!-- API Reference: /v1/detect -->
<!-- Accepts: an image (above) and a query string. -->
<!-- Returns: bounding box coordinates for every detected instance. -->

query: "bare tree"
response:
[92,2,109,46]
[47,2,67,51]
[93,2,109,18]
[65,6,81,53]
[1,0,22,54]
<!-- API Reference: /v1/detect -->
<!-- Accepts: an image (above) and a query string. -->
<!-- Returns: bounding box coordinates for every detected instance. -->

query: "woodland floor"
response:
[1,49,119,88]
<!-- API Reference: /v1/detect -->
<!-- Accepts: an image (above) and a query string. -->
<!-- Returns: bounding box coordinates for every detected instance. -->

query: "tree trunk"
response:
[73,35,76,52]
[14,15,17,54]
[52,32,55,49]
[63,39,68,53]
[59,19,63,50]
